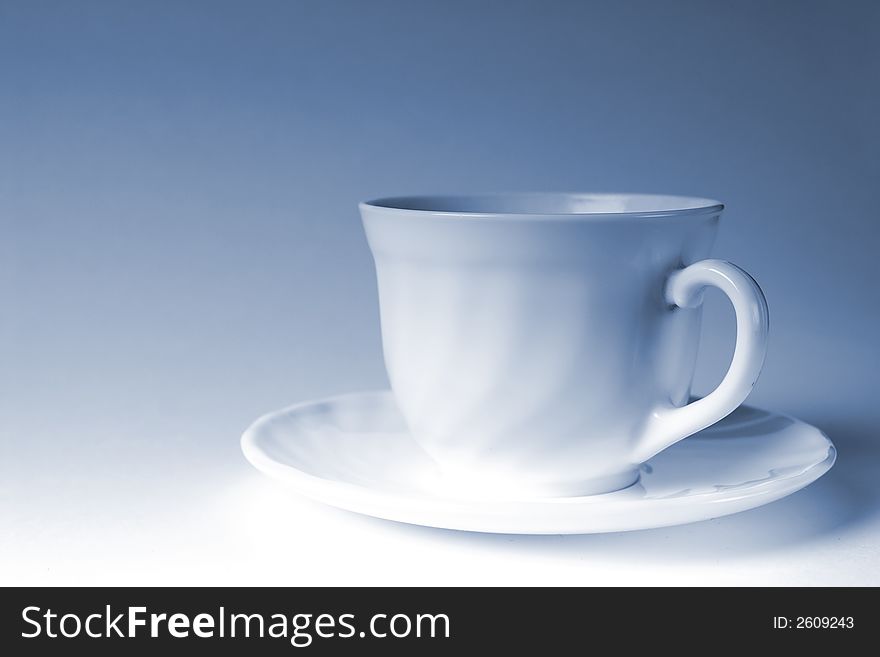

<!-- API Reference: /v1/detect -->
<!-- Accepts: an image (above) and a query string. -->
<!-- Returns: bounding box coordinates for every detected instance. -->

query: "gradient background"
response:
[1,0,878,584]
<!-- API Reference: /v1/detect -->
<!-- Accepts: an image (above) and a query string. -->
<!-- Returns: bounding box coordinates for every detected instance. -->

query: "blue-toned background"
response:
[1,0,877,584]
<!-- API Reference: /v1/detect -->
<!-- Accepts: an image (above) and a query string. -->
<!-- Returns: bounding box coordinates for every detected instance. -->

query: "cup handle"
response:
[633,259,769,463]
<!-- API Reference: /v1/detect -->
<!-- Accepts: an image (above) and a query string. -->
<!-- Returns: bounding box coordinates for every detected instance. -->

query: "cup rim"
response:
[360,192,724,219]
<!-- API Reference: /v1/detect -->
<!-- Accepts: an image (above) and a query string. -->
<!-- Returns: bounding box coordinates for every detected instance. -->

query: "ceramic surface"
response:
[241,391,835,535]
[360,193,769,496]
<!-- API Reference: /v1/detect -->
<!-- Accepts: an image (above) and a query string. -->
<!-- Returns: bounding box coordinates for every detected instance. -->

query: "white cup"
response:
[360,193,769,498]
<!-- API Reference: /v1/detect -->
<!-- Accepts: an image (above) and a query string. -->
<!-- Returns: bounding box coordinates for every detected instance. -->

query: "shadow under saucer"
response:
[356,415,877,562]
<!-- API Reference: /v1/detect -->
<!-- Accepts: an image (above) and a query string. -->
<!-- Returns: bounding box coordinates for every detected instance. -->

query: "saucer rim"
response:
[241,390,836,514]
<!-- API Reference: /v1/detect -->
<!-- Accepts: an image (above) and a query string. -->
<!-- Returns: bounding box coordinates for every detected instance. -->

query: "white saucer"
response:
[241,391,835,534]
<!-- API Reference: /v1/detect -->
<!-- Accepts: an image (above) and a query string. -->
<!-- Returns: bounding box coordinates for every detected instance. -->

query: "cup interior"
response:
[363,193,723,217]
